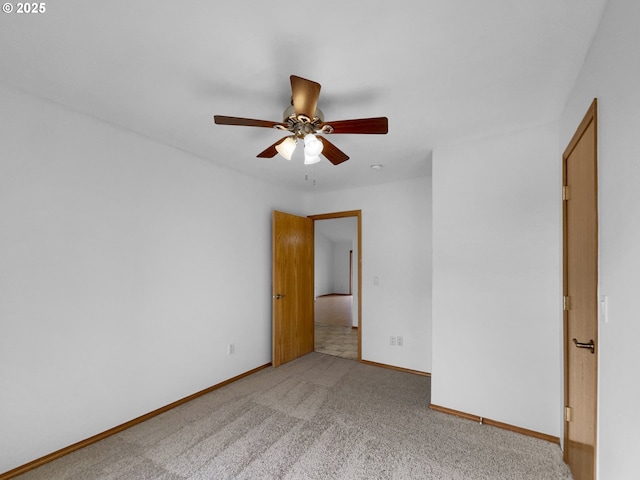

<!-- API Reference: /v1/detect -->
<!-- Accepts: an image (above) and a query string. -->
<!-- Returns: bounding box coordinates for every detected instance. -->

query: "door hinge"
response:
[565,406,572,422]
[562,185,570,201]
[563,296,570,311]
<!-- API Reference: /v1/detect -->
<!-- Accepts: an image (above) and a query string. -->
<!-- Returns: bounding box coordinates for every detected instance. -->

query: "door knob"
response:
[572,338,595,354]
[273,293,285,299]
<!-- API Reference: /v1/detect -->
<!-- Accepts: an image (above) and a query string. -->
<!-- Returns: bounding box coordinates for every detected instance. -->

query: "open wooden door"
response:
[563,99,598,480]
[272,210,314,367]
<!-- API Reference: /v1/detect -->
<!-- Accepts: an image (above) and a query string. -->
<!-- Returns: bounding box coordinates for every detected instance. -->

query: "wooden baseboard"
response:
[429,403,560,445]
[429,403,479,422]
[360,359,431,377]
[0,363,272,480]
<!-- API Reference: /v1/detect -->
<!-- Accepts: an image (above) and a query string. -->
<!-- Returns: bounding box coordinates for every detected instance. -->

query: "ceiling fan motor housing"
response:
[279,105,332,138]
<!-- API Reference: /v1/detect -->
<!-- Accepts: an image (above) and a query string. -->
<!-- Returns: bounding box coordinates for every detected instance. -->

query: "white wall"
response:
[0,85,303,473]
[314,235,353,297]
[560,0,640,477]
[306,176,432,373]
[314,231,333,297]
[431,123,562,437]
[332,241,352,294]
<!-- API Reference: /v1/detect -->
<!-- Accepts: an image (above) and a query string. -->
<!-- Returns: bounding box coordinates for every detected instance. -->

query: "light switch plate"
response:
[600,295,608,323]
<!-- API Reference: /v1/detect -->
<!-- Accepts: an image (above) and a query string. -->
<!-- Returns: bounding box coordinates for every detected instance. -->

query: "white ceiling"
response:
[0,0,607,193]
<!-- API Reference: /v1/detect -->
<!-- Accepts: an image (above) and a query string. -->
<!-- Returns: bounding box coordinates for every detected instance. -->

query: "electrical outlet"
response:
[397,336,403,347]
[390,336,396,346]
[228,343,235,355]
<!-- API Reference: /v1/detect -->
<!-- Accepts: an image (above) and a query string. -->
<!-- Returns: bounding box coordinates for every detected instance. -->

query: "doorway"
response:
[309,210,362,361]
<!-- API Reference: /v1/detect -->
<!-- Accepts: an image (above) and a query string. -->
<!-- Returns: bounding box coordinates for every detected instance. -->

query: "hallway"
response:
[314,294,358,360]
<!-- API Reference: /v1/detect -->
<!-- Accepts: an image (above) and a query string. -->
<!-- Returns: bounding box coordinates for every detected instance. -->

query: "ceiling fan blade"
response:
[290,75,321,119]
[214,115,285,129]
[319,137,349,165]
[256,136,291,158]
[321,117,389,134]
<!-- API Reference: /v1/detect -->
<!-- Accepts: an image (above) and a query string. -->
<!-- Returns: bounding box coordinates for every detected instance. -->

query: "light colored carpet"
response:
[14,353,572,479]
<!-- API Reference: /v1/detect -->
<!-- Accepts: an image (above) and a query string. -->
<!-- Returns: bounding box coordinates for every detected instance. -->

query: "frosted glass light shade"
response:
[275,137,296,160]
[303,134,322,165]
[304,154,321,165]
[304,134,323,157]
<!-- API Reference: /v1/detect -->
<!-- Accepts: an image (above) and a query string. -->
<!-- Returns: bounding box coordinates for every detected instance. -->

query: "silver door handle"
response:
[572,338,595,354]
[273,293,285,299]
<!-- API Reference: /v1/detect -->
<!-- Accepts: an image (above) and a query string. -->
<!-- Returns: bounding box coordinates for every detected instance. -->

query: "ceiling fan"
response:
[214,75,388,165]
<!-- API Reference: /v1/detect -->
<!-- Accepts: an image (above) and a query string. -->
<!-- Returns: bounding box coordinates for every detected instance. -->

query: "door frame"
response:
[562,98,598,477]
[308,210,362,360]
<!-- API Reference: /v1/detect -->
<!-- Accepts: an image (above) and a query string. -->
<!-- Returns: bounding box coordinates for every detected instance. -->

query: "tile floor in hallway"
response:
[314,323,358,360]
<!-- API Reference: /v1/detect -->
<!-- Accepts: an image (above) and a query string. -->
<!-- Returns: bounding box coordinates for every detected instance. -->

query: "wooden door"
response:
[563,99,598,480]
[272,210,314,367]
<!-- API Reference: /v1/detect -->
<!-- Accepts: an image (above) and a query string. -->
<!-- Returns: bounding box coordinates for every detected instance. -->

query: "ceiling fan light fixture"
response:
[303,134,323,156]
[303,134,323,165]
[275,136,297,160]
[304,154,321,165]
